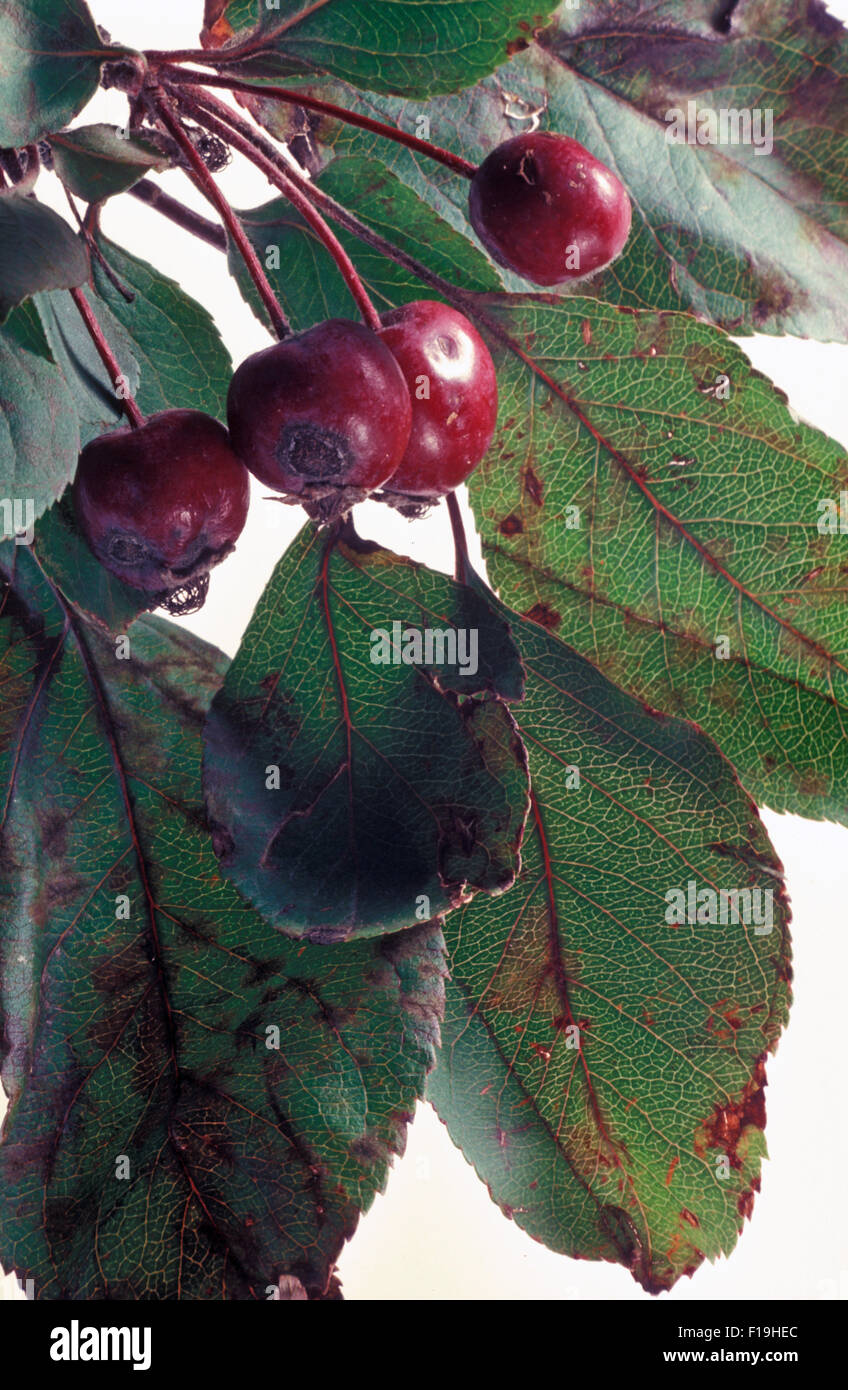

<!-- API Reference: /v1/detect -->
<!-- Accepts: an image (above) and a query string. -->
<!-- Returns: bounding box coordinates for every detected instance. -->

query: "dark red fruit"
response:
[226,318,412,521]
[73,409,250,614]
[378,300,498,504]
[469,132,631,286]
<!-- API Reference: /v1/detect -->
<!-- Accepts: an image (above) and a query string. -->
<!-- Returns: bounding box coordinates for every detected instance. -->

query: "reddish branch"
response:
[69,286,144,428]
[154,90,290,339]
[62,189,135,303]
[446,493,471,586]
[128,178,227,250]
[166,83,382,332]
[157,78,462,325]
[161,66,477,179]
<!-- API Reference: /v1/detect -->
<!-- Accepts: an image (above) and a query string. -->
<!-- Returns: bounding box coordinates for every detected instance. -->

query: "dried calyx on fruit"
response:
[469,132,631,286]
[226,318,413,524]
[73,409,250,615]
[378,300,498,512]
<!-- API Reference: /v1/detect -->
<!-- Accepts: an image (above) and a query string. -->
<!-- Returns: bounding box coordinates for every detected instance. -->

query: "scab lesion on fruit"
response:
[276,422,352,482]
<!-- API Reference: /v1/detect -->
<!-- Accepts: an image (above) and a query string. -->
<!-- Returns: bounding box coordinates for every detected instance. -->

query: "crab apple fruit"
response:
[73,409,250,614]
[378,300,498,504]
[469,132,631,286]
[226,318,413,521]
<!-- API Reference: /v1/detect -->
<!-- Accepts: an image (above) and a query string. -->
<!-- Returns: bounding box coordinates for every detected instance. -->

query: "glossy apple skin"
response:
[226,318,412,499]
[379,300,498,498]
[469,133,632,286]
[73,409,250,598]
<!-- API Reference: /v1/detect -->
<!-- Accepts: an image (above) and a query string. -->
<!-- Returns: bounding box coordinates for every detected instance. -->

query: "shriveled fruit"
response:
[226,318,412,522]
[469,132,631,286]
[379,300,498,508]
[73,409,250,614]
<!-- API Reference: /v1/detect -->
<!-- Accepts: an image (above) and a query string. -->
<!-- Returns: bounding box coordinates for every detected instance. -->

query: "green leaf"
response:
[230,157,499,333]
[89,231,234,420]
[460,294,848,827]
[0,297,52,358]
[33,288,138,447]
[0,0,111,147]
[203,523,529,941]
[201,0,560,97]
[25,495,152,632]
[0,546,445,1298]
[429,591,791,1293]
[0,195,89,323]
[50,124,169,202]
[0,305,79,530]
[271,0,848,340]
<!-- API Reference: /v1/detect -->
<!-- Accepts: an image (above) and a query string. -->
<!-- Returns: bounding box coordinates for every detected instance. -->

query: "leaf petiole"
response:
[153,91,291,339]
[68,286,144,428]
[160,66,477,179]
[167,84,383,333]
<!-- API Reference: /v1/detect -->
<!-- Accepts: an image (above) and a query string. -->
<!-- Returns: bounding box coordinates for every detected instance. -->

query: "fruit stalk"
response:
[62,190,135,303]
[69,286,145,428]
[154,91,291,339]
[164,84,383,332]
[160,66,477,178]
[446,491,471,586]
[158,89,464,321]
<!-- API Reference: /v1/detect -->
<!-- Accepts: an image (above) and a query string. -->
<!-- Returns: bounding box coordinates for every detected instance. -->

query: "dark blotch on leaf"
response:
[522,465,545,506]
[523,601,561,631]
[694,1055,768,1170]
[711,1,738,34]
[211,822,235,862]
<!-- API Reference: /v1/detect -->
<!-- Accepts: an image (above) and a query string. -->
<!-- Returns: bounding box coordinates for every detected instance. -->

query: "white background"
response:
[2,0,848,1302]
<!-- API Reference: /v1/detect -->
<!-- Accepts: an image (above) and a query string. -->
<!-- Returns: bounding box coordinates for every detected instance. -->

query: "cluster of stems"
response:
[51,48,479,453]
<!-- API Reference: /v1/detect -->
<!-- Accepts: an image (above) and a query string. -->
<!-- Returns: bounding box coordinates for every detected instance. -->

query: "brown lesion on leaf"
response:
[737,1175,761,1220]
[498,513,524,536]
[751,269,800,329]
[200,0,235,47]
[522,601,561,631]
[243,955,280,987]
[348,1134,391,1166]
[29,867,90,933]
[693,1054,767,1170]
[521,463,545,506]
[798,770,830,797]
[282,975,360,1035]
